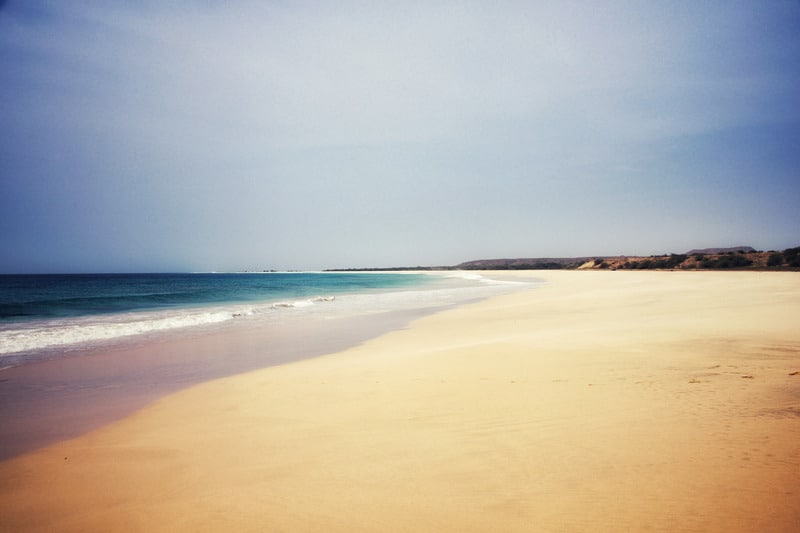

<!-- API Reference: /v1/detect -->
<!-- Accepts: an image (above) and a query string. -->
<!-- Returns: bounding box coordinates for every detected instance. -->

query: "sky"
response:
[1,1,799,272]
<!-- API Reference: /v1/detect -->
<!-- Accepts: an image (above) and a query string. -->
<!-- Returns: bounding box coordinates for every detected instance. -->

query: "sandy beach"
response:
[1,270,799,532]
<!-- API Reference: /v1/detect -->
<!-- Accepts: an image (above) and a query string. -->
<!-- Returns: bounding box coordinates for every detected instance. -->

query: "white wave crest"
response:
[270,295,335,309]
[447,272,486,281]
[0,310,237,356]
[0,295,339,357]
[446,271,531,286]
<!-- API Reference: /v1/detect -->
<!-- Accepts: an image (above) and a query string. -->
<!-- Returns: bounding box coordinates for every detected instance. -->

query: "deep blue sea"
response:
[0,272,534,366]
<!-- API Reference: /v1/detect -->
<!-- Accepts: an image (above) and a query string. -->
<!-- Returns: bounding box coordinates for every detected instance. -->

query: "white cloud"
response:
[10,1,794,150]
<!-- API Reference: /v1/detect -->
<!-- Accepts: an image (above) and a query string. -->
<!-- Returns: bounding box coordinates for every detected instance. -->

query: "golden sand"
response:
[1,271,799,531]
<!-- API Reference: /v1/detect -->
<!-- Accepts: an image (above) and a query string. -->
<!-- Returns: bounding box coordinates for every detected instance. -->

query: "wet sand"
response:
[1,271,799,531]
[0,306,444,460]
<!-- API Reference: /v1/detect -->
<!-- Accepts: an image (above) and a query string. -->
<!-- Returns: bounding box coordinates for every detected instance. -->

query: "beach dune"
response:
[1,271,799,531]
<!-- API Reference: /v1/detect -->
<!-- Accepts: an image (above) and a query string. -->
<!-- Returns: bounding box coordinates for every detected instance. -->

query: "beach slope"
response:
[1,271,799,531]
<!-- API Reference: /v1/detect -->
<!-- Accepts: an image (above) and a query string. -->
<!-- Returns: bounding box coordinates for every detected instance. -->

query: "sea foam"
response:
[0,297,343,358]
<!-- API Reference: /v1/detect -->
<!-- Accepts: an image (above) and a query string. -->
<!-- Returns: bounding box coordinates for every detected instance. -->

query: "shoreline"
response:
[0,270,528,368]
[0,271,447,365]
[2,270,799,531]
[0,271,535,460]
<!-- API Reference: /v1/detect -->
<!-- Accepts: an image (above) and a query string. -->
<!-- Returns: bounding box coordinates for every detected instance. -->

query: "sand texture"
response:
[1,271,799,532]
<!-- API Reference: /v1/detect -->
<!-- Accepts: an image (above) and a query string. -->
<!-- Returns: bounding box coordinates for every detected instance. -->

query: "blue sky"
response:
[1,1,798,272]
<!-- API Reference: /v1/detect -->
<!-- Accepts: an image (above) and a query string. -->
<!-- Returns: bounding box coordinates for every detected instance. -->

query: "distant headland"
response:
[327,245,800,272]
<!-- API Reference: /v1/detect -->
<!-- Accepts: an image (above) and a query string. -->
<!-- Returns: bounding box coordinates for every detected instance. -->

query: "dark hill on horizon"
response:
[685,246,755,255]
[455,257,594,270]
[327,245,799,271]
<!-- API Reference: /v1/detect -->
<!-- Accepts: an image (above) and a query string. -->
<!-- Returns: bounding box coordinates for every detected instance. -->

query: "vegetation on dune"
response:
[622,254,689,270]
[768,252,785,267]
[783,247,800,267]
[613,247,799,270]
[698,254,753,269]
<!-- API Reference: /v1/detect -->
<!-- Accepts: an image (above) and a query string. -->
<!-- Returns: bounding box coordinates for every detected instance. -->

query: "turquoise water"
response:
[0,273,432,322]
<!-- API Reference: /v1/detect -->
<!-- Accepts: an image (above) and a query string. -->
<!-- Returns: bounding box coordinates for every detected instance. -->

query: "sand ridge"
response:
[1,271,799,531]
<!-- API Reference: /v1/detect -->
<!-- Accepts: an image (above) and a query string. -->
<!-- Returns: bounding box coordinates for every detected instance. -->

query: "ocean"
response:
[0,272,533,367]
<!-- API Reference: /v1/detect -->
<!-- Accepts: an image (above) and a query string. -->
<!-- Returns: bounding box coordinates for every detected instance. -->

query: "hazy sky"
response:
[1,1,799,272]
